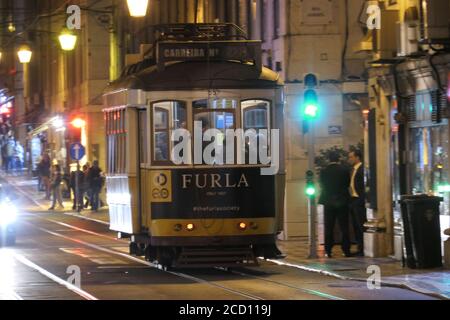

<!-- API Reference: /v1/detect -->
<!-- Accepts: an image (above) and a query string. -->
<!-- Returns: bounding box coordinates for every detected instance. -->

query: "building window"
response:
[274,0,280,38]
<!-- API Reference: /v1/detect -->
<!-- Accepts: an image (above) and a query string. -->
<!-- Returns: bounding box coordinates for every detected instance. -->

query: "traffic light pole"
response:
[75,160,80,213]
[307,123,318,259]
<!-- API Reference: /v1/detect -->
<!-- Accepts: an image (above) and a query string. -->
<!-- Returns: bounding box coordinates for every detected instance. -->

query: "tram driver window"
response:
[152,101,187,164]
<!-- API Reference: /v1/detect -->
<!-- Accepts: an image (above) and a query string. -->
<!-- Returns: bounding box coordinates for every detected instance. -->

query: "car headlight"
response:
[0,202,17,226]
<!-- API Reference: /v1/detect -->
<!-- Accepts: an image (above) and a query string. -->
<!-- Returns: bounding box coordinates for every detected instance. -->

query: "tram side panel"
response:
[105,107,141,235]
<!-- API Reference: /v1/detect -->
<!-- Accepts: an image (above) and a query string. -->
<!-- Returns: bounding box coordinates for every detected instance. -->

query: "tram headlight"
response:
[0,202,17,226]
[173,224,182,232]
[238,222,247,230]
[186,223,195,231]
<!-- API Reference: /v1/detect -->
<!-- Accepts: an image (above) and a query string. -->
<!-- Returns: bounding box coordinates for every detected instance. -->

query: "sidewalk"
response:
[275,239,450,299]
[0,172,109,225]
[2,172,449,299]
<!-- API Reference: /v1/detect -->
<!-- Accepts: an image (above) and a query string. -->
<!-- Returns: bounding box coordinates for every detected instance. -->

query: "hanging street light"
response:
[126,0,149,17]
[17,45,32,64]
[58,28,78,51]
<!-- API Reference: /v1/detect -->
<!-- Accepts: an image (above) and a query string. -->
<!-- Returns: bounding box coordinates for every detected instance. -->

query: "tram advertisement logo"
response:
[150,168,276,219]
[150,170,172,203]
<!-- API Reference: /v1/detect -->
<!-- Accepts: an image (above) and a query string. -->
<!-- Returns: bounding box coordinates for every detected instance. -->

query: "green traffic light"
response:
[304,104,318,118]
[305,185,316,197]
[303,89,319,119]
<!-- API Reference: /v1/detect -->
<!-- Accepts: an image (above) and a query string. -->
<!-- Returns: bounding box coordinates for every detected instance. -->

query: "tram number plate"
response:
[150,170,172,203]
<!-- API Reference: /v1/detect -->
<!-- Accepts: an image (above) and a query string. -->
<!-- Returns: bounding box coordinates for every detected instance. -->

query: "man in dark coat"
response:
[319,151,351,258]
[70,167,85,211]
[348,149,367,256]
[87,160,103,211]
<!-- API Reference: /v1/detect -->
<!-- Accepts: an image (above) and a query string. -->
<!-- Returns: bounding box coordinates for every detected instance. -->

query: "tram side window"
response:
[106,109,127,174]
[152,101,187,164]
[241,100,270,162]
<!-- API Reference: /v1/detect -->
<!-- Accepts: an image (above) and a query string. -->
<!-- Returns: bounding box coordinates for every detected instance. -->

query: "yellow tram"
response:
[103,24,286,267]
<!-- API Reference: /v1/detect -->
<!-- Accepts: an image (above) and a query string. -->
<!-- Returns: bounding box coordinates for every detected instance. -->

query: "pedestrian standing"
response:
[48,164,64,210]
[5,135,15,173]
[82,163,91,208]
[87,160,102,212]
[39,154,52,200]
[70,167,85,211]
[348,149,367,257]
[318,151,352,258]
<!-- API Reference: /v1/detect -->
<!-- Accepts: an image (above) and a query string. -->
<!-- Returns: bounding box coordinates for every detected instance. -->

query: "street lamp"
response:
[58,28,78,51]
[126,0,149,17]
[17,45,32,64]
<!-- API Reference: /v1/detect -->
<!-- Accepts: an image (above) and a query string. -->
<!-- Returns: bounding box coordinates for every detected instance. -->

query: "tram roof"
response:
[105,60,283,93]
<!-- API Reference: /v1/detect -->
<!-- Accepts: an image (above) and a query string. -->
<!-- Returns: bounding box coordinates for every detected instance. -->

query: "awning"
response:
[27,116,60,138]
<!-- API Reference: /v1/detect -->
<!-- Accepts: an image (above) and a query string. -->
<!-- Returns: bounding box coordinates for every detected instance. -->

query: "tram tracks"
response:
[6,179,345,300]
[20,216,345,300]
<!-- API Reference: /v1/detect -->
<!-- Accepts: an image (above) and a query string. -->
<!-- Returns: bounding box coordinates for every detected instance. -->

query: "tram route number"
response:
[150,170,172,203]
[178,304,272,318]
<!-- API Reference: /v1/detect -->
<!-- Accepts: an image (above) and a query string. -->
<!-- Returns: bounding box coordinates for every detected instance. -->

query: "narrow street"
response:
[0,177,439,300]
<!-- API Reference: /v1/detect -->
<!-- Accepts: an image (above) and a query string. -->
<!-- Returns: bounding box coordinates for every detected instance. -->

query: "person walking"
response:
[318,151,352,258]
[48,164,64,210]
[87,160,102,211]
[348,149,367,257]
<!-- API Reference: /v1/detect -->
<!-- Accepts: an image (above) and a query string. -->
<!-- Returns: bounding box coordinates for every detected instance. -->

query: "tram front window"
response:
[242,100,270,162]
[193,99,236,164]
[152,101,187,163]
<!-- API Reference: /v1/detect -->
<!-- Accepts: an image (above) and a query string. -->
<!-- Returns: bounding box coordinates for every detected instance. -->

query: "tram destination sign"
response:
[156,41,262,72]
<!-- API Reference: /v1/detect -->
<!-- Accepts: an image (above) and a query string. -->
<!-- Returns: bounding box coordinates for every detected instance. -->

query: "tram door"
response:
[138,108,150,230]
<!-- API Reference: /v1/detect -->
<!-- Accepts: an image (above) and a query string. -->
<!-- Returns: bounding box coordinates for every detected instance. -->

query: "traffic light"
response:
[305,170,316,198]
[68,116,86,142]
[303,89,319,120]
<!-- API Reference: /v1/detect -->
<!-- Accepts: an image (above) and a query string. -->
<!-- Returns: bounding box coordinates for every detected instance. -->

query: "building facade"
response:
[1,0,370,242]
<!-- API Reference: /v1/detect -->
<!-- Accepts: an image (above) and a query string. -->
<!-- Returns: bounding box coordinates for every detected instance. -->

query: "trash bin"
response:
[400,195,443,269]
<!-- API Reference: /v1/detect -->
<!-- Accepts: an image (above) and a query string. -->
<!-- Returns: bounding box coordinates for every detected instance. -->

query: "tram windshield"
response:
[150,98,272,166]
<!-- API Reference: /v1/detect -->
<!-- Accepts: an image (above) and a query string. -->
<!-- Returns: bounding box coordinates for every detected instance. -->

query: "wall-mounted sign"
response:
[328,125,342,135]
[300,0,333,25]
